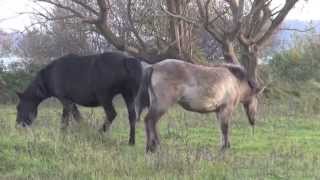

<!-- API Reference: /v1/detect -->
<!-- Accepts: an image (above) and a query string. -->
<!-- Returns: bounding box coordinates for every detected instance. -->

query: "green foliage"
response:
[269,32,320,83]
[263,31,320,114]
[0,63,42,103]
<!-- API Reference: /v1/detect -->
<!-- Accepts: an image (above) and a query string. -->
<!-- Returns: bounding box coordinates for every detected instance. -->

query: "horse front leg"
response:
[71,104,82,122]
[100,102,117,132]
[216,106,233,151]
[61,107,71,130]
[60,100,73,130]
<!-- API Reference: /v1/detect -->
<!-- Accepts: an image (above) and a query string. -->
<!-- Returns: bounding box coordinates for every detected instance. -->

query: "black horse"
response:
[16,52,143,145]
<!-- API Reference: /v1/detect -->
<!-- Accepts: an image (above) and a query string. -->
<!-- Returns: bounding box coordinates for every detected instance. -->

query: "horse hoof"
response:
[98,127,106,133]
[220,144,231,152]
[146,140,158,153]
[146,145,157,153]
[99,124,110,133]
[60,125,68,131]
[128,140,135,146]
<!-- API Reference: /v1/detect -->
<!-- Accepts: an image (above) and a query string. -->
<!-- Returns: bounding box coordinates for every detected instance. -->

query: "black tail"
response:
[134,67,153,121]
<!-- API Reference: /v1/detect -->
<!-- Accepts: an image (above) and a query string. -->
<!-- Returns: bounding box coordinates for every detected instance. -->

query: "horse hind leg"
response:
[145,105,166,153]
[123,93,137,145]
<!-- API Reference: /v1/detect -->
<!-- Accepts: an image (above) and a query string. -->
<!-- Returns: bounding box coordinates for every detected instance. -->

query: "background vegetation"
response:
[0,30,319,179]
[0,0,319,179]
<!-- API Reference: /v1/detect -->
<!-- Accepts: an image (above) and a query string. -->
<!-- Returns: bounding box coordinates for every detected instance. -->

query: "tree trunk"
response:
[240,43,258,82]
[165,0,194,63]
[222,40,239,64]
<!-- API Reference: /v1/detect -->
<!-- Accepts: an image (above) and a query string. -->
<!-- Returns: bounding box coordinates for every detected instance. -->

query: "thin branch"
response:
[196,0,224,43]
[71,0,99,15]
[160,3,198,27]
[257,0,299,46]
[37,0,85,18]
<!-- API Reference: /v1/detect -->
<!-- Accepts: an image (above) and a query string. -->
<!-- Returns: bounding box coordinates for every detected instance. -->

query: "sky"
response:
[0,0,319,32]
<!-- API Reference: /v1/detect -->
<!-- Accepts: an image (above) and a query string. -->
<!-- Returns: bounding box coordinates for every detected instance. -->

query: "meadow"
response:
[0,97,319,180]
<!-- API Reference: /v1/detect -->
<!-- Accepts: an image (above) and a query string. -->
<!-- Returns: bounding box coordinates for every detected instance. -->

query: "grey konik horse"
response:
[135,59,264,152]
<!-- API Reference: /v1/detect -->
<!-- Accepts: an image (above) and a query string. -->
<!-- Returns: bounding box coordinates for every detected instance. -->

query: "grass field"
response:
[0,98,320,179]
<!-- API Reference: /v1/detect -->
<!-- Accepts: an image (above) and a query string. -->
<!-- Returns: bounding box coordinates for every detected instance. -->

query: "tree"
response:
[238,0,299,80]
[169,0,300,80]
[33,0,200,63]
[32,0,300,77]
[16,5,111,64]
[0,30,14,56]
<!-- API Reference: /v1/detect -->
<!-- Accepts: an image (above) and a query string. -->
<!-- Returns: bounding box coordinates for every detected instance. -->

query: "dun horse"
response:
[16,52,143,145]
[135,59,264,152]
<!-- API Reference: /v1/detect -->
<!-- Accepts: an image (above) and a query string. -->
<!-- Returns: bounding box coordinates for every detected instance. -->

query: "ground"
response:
[0,99,319,180]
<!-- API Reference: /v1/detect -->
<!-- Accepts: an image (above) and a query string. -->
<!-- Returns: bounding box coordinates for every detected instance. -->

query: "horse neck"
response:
[239,81,252,102]
[23,76,48,104]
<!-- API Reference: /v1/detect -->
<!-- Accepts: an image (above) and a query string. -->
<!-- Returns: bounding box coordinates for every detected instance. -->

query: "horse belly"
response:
[179,87,218,113]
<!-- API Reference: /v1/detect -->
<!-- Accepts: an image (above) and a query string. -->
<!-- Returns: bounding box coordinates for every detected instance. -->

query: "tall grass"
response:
[0,98,319,179]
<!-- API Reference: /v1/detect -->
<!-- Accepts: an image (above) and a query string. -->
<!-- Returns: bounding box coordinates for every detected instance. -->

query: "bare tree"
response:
[167,0,300,80]
[195,0,244,64]
[16,5,111,64]
[31,0,300,76]
[206,0,299,80]
[33,0,199,63]
[238,0,299,80]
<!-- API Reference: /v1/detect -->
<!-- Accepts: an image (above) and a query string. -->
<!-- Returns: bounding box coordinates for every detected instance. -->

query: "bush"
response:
[269,32,320,83]
[0,63,42,103]
[264,31,320,115]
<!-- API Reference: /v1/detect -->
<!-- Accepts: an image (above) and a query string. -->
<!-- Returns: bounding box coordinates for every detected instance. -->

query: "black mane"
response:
[218,63,258,89]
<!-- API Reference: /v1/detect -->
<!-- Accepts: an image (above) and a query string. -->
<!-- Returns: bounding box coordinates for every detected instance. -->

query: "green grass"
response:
[0,100,320,180]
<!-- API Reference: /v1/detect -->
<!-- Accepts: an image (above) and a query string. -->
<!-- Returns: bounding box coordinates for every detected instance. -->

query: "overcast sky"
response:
[0,0,319,32]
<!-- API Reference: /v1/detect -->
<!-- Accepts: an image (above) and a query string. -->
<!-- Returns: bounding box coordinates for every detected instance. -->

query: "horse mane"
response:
[21,68,48,101]
[216,63,248,80]
[215,63,258,89]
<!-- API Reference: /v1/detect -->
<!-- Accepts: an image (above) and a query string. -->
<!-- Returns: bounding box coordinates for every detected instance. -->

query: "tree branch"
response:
[37,0,85,19]
[127,0,146,49]
[160,3,198,27]
[257,0,299,46]
[71,0,99,15]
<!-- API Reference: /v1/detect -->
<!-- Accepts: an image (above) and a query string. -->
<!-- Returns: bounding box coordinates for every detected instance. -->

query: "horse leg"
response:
[100,102,117,132]
[216,106,233,151]
[70,104,82,122]
[145,106,166,153]
[123,93,137,145]
[60,101,73,130]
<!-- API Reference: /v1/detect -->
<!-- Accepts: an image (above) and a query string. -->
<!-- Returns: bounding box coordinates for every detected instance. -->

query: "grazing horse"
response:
[16,52,143,145]
[135,59,264,152]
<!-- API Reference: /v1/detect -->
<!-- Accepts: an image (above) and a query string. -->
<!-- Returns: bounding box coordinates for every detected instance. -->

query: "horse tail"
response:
[134,67,153,121]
